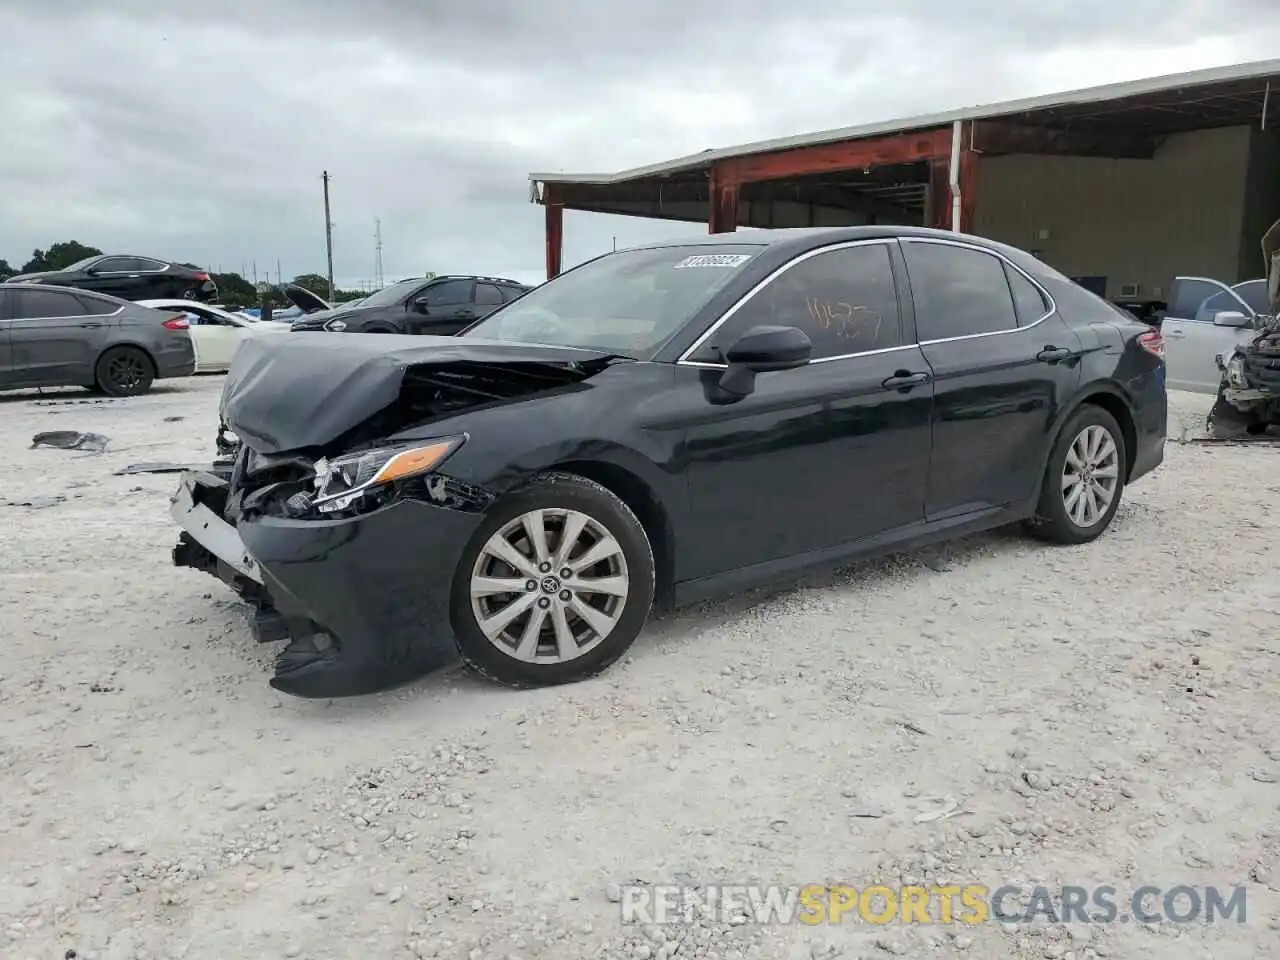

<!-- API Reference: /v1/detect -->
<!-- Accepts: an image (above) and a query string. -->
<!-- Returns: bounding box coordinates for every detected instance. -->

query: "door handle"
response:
[78,322,105,328]
[881,371,931,391]
[1165,330,1186,339]
[1036,346,1074,362]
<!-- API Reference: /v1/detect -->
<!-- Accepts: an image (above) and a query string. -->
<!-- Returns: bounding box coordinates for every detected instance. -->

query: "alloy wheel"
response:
[1060,424,1120,528]
[107,355,147,392]
[469,508,630,663]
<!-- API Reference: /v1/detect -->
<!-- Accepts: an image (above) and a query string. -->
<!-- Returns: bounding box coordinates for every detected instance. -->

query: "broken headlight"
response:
[311,436,465,513]
[1226,355,1247,389]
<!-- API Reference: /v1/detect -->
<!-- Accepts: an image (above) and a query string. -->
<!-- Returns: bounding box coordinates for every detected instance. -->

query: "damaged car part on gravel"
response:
[31,431,110,453]
[1206,217,1280,438]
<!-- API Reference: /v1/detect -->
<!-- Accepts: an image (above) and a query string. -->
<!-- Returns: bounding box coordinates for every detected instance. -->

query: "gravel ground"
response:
[2,378,1279,960]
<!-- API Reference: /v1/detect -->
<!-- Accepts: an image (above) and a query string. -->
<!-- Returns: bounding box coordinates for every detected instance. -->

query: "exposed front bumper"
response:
[170,470,483,698]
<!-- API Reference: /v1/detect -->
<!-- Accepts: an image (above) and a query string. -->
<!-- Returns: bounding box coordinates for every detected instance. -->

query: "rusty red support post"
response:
[926,159,950,229]
[708,165,740,233]
[544,200,563,280]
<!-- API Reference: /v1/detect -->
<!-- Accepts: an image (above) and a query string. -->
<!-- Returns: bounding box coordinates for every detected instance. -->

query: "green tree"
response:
[0,258,14,280]
[210,272,257,308]
[22,241,104,273]
[290,273,331,299]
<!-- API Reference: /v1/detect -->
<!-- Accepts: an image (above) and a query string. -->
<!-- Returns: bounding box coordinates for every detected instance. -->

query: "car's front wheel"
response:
[449,472,655,687]
[1025,404,1127,545]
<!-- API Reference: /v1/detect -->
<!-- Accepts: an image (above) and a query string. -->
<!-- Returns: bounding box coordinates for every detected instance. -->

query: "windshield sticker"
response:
[673,254,753,269]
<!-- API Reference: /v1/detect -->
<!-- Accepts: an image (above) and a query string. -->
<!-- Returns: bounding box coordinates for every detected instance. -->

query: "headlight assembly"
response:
[1226,355,1247,389]
[324,318,347,331]
[312,436,465,513]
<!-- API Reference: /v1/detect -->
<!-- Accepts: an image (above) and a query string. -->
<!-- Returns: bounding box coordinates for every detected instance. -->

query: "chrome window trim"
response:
[675,235,1062,369]
[675,238,901,369]
[899,236,1058,345]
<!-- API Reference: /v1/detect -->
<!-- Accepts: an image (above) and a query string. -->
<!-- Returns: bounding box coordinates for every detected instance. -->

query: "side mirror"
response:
[83,267,99,275]
[413,296,431,313]
[1212,309,1252,328]
[718,325,812,396]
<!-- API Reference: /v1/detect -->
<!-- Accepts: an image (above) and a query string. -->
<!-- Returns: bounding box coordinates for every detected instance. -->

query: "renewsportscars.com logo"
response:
[619,884,1248,926]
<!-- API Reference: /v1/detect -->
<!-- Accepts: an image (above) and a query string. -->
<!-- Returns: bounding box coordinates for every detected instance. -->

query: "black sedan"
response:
[170,226,1167,698]
[288,274,530,335]
[6,254,218,303]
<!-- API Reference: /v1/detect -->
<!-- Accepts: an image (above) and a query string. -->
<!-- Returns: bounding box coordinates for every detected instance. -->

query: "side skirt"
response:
[672,501,1033,607]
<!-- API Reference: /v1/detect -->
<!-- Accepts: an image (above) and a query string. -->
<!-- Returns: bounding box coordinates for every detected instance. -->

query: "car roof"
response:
[622,225,1063,279]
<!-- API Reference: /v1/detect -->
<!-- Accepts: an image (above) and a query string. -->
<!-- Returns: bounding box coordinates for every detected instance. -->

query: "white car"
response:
[137,299,289,373]
[1159,277,1273,393]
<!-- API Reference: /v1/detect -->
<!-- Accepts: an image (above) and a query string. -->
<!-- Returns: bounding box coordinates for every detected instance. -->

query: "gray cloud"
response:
[2,2,1278,286]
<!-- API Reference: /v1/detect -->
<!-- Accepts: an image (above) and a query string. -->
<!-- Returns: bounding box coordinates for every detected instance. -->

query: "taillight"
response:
[1138,330,1164,358]
[195,272,210,282]
[162,315,189,330]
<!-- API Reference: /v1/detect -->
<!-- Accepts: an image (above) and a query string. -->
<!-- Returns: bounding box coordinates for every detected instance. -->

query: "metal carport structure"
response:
[529,59,1280,280]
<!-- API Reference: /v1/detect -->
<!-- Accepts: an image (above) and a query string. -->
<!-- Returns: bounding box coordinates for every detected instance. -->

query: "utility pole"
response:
[322,171,335,301]
[374,218,385,289]
[612,236,617,252]
[277,259,282,287]
[252,261,257,285]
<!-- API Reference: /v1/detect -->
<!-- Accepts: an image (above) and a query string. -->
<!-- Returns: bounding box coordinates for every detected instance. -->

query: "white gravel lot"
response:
[2,378,1279,960]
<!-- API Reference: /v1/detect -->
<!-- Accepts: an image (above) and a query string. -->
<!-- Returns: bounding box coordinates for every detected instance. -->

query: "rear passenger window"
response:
[11,289,89,319]
[474,283,504,306]
[902,241,1018,340]
[690,242,903,362]
[1003,263,1049,326]
[74,294,119,316]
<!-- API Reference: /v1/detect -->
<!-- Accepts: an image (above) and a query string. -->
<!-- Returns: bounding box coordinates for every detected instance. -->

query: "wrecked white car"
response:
[1206,219,1280,437]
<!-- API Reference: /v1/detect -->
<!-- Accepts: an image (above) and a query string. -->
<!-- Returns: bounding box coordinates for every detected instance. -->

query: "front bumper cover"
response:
[170,470,484,698]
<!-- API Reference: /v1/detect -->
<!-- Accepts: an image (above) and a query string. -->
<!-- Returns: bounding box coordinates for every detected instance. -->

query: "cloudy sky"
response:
[3,2,1279,290]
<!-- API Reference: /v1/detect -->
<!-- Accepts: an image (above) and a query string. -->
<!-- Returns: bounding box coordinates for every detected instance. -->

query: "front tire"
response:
[449,472,655,687]
[94,346,155,397]
[1024,405,1127,545]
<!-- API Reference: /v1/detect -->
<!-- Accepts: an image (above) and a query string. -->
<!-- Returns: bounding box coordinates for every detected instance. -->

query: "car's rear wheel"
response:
[449,472,655,687]
[1024,404,1127,545]
[94,346,155,397]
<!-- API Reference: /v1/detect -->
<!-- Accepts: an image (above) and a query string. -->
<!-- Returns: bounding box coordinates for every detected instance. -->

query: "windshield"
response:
[462,244,764,356]
[1231,280,1272,316]
[351,278,423,309]
[63,256,102,272]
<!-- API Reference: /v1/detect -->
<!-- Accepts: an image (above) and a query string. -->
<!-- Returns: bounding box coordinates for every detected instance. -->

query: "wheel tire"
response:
[1023,404,1127,545]
[94,346,155,397]
[449,471,655,688]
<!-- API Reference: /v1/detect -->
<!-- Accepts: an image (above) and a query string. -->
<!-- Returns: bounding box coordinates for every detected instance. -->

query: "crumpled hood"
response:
[220,332,621,454]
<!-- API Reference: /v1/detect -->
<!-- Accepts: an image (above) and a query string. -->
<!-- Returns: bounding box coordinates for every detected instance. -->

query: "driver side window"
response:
[688,242,904,363]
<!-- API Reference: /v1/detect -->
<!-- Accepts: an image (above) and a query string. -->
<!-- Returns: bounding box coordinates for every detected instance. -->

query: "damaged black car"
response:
[171,226,1167,698]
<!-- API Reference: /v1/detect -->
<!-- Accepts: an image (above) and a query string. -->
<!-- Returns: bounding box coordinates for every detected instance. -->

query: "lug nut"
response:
[525,580,537,591]
[539,562,552,573]
[560,568,572,578]
[538,597,551,609]
[559,590,571,602]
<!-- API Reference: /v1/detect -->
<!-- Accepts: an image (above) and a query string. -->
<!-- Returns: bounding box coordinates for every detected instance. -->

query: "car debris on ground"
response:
[30,430,111,453]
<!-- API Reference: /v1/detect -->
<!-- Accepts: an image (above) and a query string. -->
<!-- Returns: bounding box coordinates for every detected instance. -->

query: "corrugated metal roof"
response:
[529,58,1280,186]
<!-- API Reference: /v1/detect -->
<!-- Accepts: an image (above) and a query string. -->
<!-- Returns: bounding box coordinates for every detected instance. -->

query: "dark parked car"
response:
[170,226,1167,698]
[0,284,196,396]
[5,255,218,303]
[289,274,530,335]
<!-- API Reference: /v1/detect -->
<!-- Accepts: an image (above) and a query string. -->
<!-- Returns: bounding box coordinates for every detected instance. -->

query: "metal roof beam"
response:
[971,120,1158,158]
[713,128,953,187]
